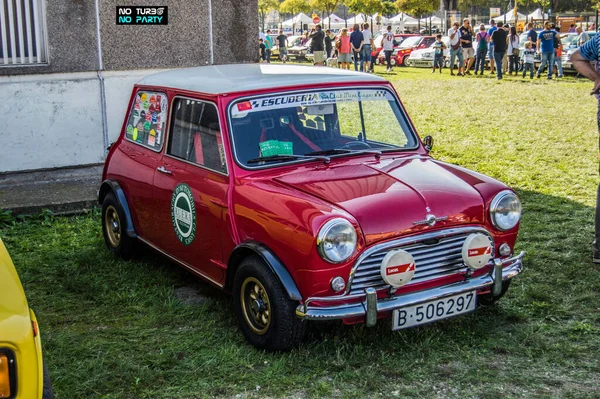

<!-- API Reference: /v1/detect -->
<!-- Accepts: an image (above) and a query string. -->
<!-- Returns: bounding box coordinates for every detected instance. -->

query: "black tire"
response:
[478,280,511,306]
[101,192,136,260]
[42,362,55,399]
[233,256,306,351]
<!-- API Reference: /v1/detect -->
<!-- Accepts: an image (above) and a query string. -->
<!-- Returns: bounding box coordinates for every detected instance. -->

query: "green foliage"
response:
[279,0,312,15]
[258,0,279,31]
[0,209,14,226]
[2,68,600,398]
[310,0,340,17]
[346,0,384,17]
[394,0,437,18]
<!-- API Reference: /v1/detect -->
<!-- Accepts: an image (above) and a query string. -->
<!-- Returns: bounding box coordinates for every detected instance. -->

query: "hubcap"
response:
[104,205,121,248]
[240,277,271,335]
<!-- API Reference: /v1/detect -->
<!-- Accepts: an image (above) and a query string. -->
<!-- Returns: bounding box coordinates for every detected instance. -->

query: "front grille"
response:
[348,230,492,295]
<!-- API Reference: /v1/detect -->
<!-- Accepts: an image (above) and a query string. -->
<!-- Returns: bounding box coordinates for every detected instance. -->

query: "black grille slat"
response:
[348,231,492,294]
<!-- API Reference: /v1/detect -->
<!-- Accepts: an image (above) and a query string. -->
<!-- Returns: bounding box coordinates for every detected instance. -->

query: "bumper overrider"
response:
[296,251,525,326]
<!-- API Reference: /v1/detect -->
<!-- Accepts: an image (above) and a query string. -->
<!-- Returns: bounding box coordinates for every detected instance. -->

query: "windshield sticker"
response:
[171,183,196,246]
[259,140,293,157]
[231,90,395,117]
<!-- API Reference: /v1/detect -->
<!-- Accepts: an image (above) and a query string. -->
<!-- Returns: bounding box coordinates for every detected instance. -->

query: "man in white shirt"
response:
[361,23,374,73]
[382,25,395,72]
[577,26,590,47]
[448,21,464,76]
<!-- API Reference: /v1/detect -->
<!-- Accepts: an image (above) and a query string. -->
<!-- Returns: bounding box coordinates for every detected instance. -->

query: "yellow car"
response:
[0,238,53,399]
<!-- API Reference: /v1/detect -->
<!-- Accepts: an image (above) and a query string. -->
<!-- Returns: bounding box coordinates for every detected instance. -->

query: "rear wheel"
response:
[101,192,136,260]
[233,256,306,351]
[42,362,54,399]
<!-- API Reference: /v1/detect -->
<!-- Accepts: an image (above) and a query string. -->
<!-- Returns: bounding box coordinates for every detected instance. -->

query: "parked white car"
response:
[405,37,449,68]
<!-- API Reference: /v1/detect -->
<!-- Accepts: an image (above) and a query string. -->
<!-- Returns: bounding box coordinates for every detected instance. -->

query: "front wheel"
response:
[478,280,511,306]
[233,256,306,351]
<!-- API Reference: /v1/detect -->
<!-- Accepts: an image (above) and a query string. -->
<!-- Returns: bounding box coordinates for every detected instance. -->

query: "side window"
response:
[167,99,226,173]
[125,90,168,151]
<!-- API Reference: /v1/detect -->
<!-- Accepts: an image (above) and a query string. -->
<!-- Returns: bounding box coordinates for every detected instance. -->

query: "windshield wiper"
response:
[305,148,383,159]
[247,154,330,164]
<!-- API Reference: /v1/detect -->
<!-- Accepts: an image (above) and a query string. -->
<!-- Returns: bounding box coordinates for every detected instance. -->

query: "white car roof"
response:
[137,64,386,95]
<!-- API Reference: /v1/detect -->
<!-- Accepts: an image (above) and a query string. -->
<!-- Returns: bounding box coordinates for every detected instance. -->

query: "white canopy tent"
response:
[371,13,390,25]
[281,12,313,27]
[528,8,548,20]
[493,11,527,23]
[389,13,418,24]
[322,13,346,29]
[420,16,442,25]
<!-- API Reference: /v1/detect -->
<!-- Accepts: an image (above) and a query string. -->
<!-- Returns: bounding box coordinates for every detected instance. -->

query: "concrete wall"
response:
[0,0,258,172]
[0,69,166,172]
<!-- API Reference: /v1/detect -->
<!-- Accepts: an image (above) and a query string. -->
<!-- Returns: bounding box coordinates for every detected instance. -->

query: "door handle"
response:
[156,166,172,175]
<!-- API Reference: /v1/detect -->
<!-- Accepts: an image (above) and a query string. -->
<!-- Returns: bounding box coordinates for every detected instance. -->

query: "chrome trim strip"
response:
[296,251,525,321]
[345,226,494,295]
[137,236,224,288]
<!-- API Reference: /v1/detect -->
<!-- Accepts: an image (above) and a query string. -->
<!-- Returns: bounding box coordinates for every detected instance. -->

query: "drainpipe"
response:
[208,0,214,64]
[94,0,109,155]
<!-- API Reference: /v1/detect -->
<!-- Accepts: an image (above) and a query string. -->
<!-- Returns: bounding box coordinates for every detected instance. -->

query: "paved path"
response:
[0,164,102,216]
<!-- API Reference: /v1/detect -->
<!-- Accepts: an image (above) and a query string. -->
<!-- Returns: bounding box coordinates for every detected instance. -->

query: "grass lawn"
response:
[2,65,600,398]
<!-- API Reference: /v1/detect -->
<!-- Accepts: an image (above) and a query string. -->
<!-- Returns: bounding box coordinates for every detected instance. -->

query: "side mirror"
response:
[423,135,434,152]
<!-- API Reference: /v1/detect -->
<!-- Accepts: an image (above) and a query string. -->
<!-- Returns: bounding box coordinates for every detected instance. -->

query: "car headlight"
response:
[490,190,521,231]
[317,218,357,263]
[423,52,431,58]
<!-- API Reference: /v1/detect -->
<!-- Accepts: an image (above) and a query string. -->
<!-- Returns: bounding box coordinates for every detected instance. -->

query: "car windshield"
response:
[229,88,419,168]
[399,36,421,48]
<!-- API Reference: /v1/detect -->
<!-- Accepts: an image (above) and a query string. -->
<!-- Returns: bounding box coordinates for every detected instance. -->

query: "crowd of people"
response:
[258,18,592,80]
[446,18,591,80]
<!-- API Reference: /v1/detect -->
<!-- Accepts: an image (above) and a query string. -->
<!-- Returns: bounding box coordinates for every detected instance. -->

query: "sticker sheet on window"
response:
[126,91,168,150]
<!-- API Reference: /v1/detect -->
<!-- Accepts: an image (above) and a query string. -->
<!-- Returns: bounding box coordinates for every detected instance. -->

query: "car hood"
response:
[409,48,432,58]
[273,156,490,245]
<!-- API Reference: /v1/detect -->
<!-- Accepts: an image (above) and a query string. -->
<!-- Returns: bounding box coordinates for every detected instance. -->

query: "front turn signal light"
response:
[0,353,11,399]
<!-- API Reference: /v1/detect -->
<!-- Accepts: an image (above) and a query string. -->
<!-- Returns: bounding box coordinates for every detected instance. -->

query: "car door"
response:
[114,89,169,239]
[153,96,229,285]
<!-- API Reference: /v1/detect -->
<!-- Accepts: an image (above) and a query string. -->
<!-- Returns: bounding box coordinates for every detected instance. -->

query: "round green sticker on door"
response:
[171,183,196,245]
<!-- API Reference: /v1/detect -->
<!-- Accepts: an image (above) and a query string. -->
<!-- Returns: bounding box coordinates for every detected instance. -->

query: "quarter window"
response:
[167,99,226,173]
[124,90,167,151]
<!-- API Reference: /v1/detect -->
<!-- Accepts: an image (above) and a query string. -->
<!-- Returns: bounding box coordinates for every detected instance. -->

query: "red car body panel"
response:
[377,36,436,66]
[102,72,521,324]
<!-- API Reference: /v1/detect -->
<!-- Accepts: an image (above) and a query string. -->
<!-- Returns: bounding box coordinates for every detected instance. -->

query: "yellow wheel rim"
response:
[240,277,271,335]
[104,205,121,248]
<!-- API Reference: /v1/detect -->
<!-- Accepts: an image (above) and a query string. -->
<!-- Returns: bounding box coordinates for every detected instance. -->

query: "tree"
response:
[279,0,312,33]
[310,0,340,28]
[345,0,384,26]
[381,0,396,16]
[258,0,279,32]
[395,0,437,29]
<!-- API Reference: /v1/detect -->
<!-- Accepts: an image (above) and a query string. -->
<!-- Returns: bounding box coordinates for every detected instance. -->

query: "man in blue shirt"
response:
[571,35,600,263]
[487,20,498,75]
[536,22,557,79]
[526,22,538,50]
[350,24,364,72]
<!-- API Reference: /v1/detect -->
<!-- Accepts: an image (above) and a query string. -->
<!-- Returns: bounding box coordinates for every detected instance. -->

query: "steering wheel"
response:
[338,140,372,150]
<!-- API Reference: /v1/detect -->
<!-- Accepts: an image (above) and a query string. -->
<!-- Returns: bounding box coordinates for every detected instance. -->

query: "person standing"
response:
[459,19,474,74]
[487,20,498,74]
[568,24,576,33]
[324,29,334,59]
[276,30,288,63]
[309,24,325,67]
[264,30,273,64]
[536,21,557,79]
[474,24,489,75]
[432,34,446,74]
[522,41,535,78]
[350,24,364,71]
[508,26,520,76]
[448,21,464,76]
[526,22,538,51]
[338,28,352,70]
[553,25,564,78]
[577,25,590,47]
[382,25,394,72]
[361,23,374,73]
[491,22,508,79]
[570,35,600,263]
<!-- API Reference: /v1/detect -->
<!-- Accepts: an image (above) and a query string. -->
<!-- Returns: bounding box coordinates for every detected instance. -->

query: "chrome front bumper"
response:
[296,251,525,327]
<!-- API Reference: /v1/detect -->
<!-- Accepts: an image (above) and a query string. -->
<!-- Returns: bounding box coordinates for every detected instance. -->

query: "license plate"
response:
[392,291,476,330]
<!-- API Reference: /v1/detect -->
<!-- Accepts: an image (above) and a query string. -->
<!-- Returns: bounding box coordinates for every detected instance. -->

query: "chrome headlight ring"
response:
[490,190,521,231]
[316,218,357,264]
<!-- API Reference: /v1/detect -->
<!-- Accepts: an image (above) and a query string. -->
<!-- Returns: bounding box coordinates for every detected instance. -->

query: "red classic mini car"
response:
[99,65,524,351]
